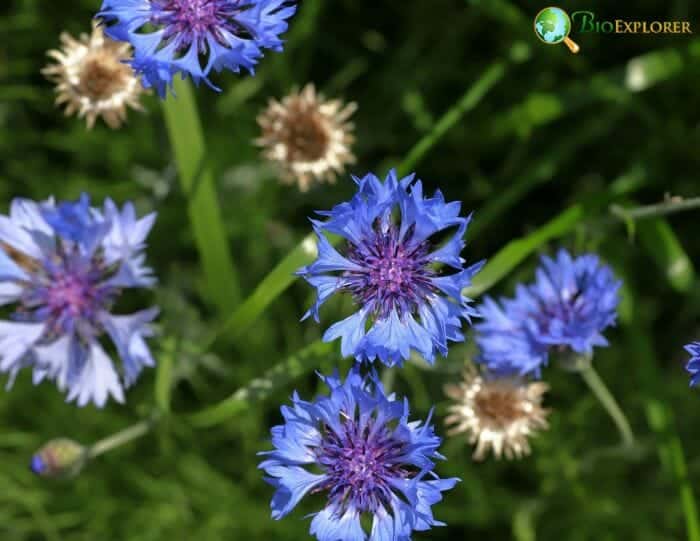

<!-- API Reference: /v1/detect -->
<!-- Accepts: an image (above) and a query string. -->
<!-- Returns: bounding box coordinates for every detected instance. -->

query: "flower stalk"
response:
[579,364,635,448]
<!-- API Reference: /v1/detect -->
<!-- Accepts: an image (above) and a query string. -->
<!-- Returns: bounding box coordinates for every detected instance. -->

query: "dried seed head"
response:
[445,367,550,460]
[257,84,357,191]
[42,23,146,129]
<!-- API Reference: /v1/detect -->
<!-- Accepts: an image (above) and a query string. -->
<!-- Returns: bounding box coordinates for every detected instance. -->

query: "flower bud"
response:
[31,438,87,479]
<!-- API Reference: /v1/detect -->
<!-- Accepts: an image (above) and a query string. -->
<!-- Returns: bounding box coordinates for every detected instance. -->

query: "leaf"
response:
[397,61,506,176]
[637,218,695,292]
[162,78,241,313]
[202,233,320,349]
[188,340,336,427]
[465,205,584,297]
[155,340,175,414]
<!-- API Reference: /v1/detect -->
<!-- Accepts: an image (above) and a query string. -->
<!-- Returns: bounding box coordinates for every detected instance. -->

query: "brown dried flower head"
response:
[256,84,357,191]
[42,23,145,129]
[445,367,550,461]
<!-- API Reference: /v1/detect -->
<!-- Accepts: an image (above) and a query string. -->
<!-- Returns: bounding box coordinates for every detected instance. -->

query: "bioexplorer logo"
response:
[534,7,580,53]
[534,7,693,54]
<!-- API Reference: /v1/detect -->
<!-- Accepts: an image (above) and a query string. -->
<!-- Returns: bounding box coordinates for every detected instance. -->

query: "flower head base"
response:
[257,84,357,191]
[31,438,87,479]
[259,369,458,540]
[42,23,145,129]
[476,250,621,377]
[297,170,484,367]
[97,0,297,97]
[445,367,549,460]
[0,194,158,407]
[685,342,700,386]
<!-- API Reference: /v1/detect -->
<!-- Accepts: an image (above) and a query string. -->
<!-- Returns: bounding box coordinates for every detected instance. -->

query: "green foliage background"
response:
[2,0,700,539]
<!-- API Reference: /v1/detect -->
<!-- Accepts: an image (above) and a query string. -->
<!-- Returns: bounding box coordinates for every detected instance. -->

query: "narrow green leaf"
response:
[397,61,506,176]
[155,343,174,414]
[203,233,319,349]
[162,78,240,313]
[188,340,335,427]
[465,205,584,297]
[637,218,695,292]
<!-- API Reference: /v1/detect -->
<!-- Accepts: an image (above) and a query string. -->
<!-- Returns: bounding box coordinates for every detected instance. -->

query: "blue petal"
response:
[322,308,369,358]
[360,309,412,366]
[301,275,342,322]
[64,341,125,408]
[0,248,29,282]
[0,321,44,377]
[262,465,326,520]
[101,308,158,387]
[309,506,365,541]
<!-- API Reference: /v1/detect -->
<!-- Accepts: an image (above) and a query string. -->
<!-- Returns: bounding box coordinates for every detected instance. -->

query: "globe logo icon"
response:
[534,6,580,53]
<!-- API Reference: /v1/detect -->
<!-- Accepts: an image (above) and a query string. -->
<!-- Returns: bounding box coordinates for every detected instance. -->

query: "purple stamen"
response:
[153,0,248,51]
[344,222,436,319]
[315,415,408,513]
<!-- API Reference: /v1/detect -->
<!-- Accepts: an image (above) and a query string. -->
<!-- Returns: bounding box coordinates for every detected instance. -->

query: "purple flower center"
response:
[316,415,408,513]
[18,250,116,338]
[46,272,99,320]
[344,223,436,319]
[152,0,249,51]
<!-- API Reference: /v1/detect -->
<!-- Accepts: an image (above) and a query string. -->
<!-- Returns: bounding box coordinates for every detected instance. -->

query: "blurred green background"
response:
[2,0,700,539]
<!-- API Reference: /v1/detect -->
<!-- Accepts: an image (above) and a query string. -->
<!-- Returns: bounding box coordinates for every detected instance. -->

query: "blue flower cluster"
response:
[0,194,157,407]
[475,249,621,377]
[257,170,483,539]
[97,0,297,97]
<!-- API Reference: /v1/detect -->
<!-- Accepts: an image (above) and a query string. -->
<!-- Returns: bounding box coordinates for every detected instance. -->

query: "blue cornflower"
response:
[297,170,484,368]
[0,194,158,407]
[259,368,458,541]
[97,0,297,97]
[476,249,621,377]
[684,342,700,386]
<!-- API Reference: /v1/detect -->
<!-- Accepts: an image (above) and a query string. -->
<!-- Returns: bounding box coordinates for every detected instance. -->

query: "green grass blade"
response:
[162,78,241,313]
[155,340,175,414]
[646,400,700,541]
[465,205,584,297]
[637,218,695,292]
[397,61,506,176]
[202,233,319,348]
[188,340,335,427]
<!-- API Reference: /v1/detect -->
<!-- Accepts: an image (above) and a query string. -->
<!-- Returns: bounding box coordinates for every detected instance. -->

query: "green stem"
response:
[397,61,506,177]
[162,77,240,313]
[87,417,157,460]
[579,365,635,448]
[607,196,700,225]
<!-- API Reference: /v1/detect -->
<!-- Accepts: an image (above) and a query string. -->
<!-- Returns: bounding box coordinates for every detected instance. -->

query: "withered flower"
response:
[257,84,356,191]
[42,23,145,129]
[445,367,550,460]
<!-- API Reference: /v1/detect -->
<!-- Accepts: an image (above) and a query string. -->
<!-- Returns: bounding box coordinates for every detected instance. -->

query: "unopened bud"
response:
[31,438,87,479]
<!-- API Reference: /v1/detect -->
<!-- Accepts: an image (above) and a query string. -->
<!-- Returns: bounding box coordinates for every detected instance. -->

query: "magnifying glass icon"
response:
[534,7,580,54]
